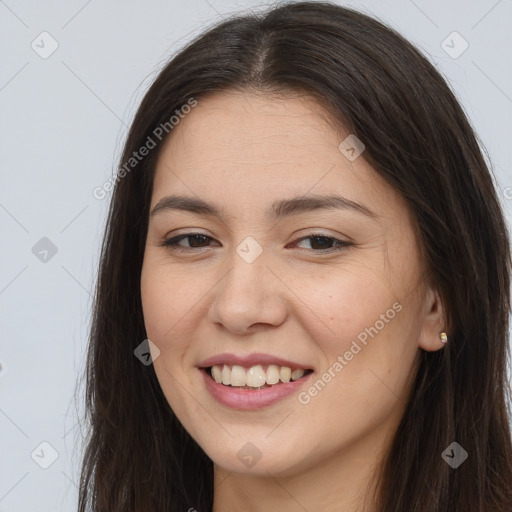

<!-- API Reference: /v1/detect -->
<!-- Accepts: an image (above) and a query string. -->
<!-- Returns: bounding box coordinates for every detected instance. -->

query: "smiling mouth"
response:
[205,364,314,389]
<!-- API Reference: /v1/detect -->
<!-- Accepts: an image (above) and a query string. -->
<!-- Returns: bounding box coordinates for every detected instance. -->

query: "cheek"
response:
[140,265,203,423]
[298,266,418,410]
[140,276,171,343]
[296,266,399,351]
[140,261,202,347]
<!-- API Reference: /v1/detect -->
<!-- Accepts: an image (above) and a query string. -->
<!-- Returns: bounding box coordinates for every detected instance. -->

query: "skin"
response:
[140,90,446,512]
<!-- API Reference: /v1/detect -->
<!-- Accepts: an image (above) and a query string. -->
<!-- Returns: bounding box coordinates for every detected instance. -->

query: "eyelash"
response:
[159,232,352,253]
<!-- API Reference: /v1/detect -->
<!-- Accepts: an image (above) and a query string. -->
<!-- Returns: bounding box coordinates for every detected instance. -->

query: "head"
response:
[78,2,512,511]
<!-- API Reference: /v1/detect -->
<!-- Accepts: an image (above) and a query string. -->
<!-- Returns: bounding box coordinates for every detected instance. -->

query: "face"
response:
[140,90,444,478]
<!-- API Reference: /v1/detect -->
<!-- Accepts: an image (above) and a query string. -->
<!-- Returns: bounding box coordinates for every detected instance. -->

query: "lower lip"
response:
[201,369,313,410]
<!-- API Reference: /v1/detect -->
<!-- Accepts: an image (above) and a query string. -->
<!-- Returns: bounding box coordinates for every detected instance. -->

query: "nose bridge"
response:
[219,239,271,307]
[208,237,287,331]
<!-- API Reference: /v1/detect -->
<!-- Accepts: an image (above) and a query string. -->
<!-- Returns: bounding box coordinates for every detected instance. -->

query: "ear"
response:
[417,286,447,352]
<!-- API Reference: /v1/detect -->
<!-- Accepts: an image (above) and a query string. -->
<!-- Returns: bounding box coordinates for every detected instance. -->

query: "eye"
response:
[159,232,351,253]
[160,233,218,251]
[289,234,352,252]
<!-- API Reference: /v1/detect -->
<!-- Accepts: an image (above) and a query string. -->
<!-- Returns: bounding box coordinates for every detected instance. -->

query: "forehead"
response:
[157,90,347,172]
[151,90,406,223]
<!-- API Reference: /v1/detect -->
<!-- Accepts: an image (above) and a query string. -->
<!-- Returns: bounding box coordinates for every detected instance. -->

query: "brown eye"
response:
[160,233,218,251]
[291,234,352,252]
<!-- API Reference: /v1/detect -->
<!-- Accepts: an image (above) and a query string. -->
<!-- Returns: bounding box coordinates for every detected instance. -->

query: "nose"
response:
[208,248,289,335]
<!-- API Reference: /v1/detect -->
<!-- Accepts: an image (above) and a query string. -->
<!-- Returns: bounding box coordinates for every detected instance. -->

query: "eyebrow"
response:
[150,193,380,221]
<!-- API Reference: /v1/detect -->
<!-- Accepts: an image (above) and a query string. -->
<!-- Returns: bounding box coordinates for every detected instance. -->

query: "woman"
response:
[77,2,512,511]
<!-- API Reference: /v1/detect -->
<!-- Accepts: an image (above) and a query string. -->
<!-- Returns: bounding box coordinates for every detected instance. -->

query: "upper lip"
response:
[198,353,313,370]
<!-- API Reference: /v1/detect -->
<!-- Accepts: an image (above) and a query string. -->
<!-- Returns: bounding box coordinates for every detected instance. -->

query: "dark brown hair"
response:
[77,2,512,510]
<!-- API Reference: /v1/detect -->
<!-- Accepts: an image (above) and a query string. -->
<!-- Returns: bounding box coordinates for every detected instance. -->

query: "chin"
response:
[198,434,314,478]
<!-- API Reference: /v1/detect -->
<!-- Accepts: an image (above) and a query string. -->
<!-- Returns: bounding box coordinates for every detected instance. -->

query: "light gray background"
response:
[1,0,511,510]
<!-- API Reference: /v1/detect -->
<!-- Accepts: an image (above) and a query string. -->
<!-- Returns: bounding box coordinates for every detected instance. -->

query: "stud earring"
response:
[439,332,448,344]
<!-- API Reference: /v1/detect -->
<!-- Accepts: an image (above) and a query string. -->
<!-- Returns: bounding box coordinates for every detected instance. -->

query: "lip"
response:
[197,352,311,371]
[200,368,314,410]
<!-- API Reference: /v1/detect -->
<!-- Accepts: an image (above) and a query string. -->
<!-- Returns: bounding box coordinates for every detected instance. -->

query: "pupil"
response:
[311,236,332,250]
[189,235,208,247]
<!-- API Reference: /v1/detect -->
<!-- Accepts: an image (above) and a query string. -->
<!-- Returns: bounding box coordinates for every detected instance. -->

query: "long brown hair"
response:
[76,2,512,510]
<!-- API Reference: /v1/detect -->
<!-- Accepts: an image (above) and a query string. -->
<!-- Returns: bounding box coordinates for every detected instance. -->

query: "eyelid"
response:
[292,228,351,242]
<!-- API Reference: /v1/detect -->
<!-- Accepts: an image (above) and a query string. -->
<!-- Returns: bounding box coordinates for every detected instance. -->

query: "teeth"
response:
[266,364,280,385]
[211,365,222,383]
[210,364,308,387]
[221,365,231,385]
[247,365,266,387]
[291,369,305,380]
[280,366,291,383]
[230,365,246,387]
